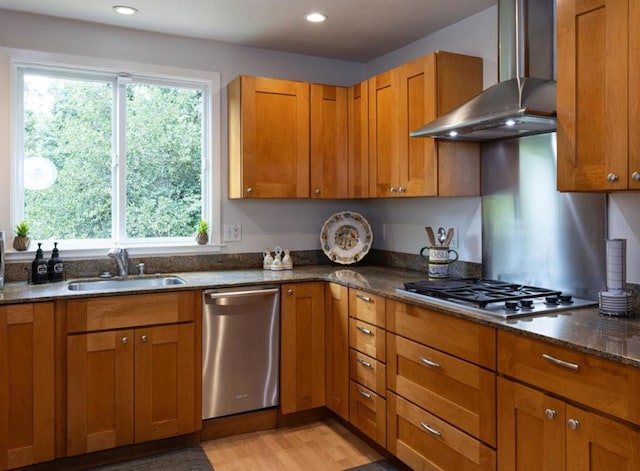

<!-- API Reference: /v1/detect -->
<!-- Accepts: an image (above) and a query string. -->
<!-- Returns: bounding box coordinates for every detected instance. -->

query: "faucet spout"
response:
[108,248,129,277]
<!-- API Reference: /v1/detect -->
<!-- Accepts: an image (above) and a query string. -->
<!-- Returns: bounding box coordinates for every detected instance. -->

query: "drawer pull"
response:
[542,353,579,371]
[356,358,372,368]
[356,326,373,336]
[419,357,441,369]
[567,418,580,430]
[545,409,557,420]
[420,422,442,437]
[356,294,373,302]
[356,388,372,399]
[121,336,128,345]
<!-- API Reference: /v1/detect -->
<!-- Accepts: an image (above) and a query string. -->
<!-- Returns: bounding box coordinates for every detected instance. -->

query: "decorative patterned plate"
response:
[320,211,372,264]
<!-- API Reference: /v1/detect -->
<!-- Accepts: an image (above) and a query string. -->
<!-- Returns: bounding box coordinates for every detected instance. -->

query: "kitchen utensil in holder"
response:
[599,238,634,316]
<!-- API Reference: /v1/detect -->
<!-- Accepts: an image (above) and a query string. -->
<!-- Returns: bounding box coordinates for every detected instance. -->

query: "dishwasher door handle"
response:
[207,287,279,300]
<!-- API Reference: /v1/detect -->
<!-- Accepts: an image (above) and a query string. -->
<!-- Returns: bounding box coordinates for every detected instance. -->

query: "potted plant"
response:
[13,221,31,251]
[196,219,209,245]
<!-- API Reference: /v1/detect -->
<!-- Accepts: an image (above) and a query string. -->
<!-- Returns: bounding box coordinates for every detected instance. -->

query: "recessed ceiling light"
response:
[305,12,327,23]
[113,5,138,15]
[448,131,458,137]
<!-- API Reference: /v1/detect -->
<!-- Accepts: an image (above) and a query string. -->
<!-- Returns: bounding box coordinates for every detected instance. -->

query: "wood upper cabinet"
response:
[324,283,349,420]
[369,51,482,197]
[310,84,348,198]
[65,292,196,456]
[498,377,640,471]
[557,0,640,190]
[280,282,325,414]
[348,80,370,198]
[0,303,54,470]
[228,76,310,198]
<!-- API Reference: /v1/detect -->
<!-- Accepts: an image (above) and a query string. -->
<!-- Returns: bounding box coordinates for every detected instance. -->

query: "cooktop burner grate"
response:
[403,278,562,308]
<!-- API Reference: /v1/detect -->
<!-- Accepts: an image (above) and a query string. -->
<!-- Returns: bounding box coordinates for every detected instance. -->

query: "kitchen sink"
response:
[67,275,187,291]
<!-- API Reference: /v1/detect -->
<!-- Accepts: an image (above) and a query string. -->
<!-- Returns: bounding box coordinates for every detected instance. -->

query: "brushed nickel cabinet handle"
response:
[632,171,640,182]
[420,422,442,436]
[545,409,557,420]
[121,336,128,344]
[315,188,321,195]
[356,358,372,368]
[356,326,372,335]
[356,294,372,302]
[140,335,148,343]
[356,388,371,399]
[287,289,293,296]
[567,418,580,430]
[390,187,397,193]
[607,173,618,182]
[246,187,253,195]
[398,186,406,193]
[542,353,579,371]
[419,357,441,369]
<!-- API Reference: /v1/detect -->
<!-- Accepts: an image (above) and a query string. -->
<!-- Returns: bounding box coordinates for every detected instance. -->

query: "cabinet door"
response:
[566,404,640,471]
[557,0,629,190]
[0,303,54,470]
[67,330,135,456]
[369,68,401,197]
[134,323,195,443]
[280,282,325,414]
[348,80,370,197]
[324,283,349,420]
[310,84,348,198]
[630,0,640,189]
[228,76,310,198]
[497,378,565,471]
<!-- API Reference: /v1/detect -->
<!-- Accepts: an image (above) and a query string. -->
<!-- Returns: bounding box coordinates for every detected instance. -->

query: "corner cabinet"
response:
[0,303,55,470]
[228,76,311,198]
[557,0,640,190]
[65,292,197,456]
[280,282,325,414]
[369,51,483,197]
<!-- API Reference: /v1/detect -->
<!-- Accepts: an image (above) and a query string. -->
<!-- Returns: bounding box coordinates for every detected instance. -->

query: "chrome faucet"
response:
[108,248,129,277]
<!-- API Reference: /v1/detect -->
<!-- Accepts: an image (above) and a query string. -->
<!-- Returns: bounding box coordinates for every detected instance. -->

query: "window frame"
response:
[9,51,222,259]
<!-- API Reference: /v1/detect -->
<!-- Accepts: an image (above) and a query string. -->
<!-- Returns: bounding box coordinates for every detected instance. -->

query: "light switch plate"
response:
[223,224,242,242]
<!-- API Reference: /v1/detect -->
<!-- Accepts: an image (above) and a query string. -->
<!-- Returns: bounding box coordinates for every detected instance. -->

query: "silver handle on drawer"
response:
[356,388,372,399]
[419,357,441,369]
[356,326,372,335]
[121,336,128,345]
[140,335,148,343]
[542,353,579,371]
[567,418,580,430]
[420,422,442,437]
[356,294,372,302]
[356,358,372,368]
[545,409,557,420]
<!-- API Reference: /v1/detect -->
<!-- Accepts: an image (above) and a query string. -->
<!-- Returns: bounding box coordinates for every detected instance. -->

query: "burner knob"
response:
[545,295,559,305]
[520,299,534,309]
[559,294,573,304]
[505,301,519,311]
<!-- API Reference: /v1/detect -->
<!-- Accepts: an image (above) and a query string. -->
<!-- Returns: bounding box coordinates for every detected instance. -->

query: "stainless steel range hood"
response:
[411,0,556,142]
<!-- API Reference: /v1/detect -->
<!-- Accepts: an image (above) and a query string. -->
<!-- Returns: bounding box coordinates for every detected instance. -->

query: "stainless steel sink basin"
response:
[68,276,186,291]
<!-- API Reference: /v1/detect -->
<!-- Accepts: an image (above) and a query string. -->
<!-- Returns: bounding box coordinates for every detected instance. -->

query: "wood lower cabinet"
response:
[325,283,349,420]
[228,76,310,198]
[65,292,196,456]
[280,282,325,414]
[498,377,640,471]
[0,303,54,470]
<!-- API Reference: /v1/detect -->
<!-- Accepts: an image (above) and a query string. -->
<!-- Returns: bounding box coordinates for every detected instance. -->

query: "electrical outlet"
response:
[450,228,459,249]
[223,224,242,242]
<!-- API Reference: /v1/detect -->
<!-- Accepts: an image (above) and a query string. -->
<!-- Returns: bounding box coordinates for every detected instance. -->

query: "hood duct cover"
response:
[412,0,557,142]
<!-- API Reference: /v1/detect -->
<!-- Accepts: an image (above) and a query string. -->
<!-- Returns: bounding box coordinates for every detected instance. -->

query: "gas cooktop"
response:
[397,278,598,319]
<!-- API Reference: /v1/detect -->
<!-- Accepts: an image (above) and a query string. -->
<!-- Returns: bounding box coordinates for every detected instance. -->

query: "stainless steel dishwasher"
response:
[202,285,280,419]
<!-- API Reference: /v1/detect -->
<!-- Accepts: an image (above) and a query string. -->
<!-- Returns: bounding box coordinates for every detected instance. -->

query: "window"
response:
[13,59,219,253]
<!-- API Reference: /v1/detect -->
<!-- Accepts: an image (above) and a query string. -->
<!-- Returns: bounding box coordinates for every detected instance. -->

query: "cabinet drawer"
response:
[66,291,196,333]
[349,289,386,328]
[386,299,495,369]
[387,333,496,446]
[349,318,385,362]
[349,380,386,447]
[387,392,496,471]
[349,349,386,397]
[498,330,640,425]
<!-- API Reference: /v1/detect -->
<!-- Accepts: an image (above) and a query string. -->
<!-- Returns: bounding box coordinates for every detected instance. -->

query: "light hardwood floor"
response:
[201,418,383,471]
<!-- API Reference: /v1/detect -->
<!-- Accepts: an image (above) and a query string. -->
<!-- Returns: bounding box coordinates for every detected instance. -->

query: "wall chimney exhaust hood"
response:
[411,0,557,142]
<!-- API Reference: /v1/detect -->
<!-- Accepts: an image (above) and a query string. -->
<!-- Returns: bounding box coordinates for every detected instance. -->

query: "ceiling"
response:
[0,0,496,62]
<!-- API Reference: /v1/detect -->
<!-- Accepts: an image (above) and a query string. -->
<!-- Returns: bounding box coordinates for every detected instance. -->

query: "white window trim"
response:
[6,48,222,261]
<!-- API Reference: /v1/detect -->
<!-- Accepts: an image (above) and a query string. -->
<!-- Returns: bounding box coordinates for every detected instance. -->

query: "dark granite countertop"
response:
[2,264,639,368]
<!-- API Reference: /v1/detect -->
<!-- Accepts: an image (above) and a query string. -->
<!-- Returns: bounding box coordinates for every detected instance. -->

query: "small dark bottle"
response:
[47,242,64,282]
[31,243,48,284]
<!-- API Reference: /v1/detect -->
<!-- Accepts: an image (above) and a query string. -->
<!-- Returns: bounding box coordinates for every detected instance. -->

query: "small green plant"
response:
[197,219,209,234]
[15,221,29,237]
